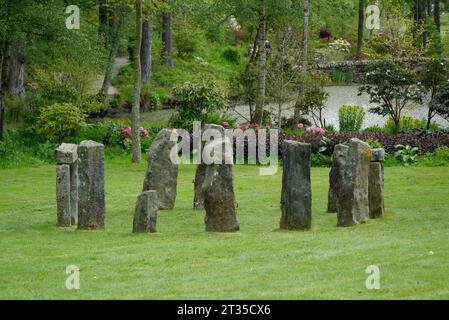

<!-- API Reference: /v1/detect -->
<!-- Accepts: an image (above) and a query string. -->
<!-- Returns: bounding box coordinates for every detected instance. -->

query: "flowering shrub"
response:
[281,132,449,155]
[117,127,151,151]
[328,39,352,53]
[306,127,326,135]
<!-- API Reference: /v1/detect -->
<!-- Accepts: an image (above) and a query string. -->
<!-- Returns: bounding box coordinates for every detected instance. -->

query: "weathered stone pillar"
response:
[327,144,349,213]
[203,165,239,232]
[369,148,385,219]
[69,160,78,225]
[193,164,206,210]
[193,124,219,210]
[143,129,178,210]
[202,125,239,232]
[337,138,372,227]
[280,141,312,231]
[78,141,105,230]
[133,191,158,233]
[55,143,78,227]
[56,165,71,227]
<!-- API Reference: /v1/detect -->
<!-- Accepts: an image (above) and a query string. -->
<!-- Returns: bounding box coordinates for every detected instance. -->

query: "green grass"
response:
[1,159,449,299]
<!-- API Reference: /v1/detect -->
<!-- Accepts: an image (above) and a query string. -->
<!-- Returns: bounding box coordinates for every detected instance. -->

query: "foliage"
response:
[331,68,354,83]
[364,31,420,59]
[140,84,162,112]
[426,22,445,58]
[363,125,384,133]
[301,72,331,128]
[384,116,439,134]
[338,105,365,133]
[431,81,449,123]
[280,131,449,156]
[36,103,86,141]
[222,48,241,64]
[360,60,424,133]
[206,112,237,128]
[170,80,229,130]
[366,138,383,149]
[77,94,108,116]
[419,59,449,127]
[394,144,420,166]
[175,29,201,58]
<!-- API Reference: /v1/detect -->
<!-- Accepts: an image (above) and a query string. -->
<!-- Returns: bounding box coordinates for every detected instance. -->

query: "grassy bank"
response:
[0,160,448,299]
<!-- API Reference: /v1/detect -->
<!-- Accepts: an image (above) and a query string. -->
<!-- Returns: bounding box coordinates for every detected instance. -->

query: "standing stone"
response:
[55,143,78,226]
[327,144,349,213]
[193,164,206,210]
[193,124,224,210]
[202,125,239,232]
[369,149,385,219]
[280,141,312,230]
[78,141,105,230]
[133,191,158,233]
[203,164,239,232]
[143,129,178,210]
[69,161,78,225]
[56,165,71,227]
[371,148,385,162]
[337,138,372,227]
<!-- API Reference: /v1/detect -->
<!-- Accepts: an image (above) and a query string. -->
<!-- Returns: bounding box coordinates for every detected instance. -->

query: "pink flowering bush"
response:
[306,127,326,135]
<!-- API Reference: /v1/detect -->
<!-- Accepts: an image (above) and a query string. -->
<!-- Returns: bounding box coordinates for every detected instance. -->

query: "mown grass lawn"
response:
[0,158,448,299]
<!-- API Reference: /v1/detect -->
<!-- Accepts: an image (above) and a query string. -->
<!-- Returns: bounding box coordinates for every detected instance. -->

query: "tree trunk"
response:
[7,44,25,97]
[253,0,266,125]
[99,0,109,37]
[422,0,427,48]
[434,0,441,32]
[356,0,364,56]
[141,14,153,83]
[294,0,310,121]
[162,1,174,68]
[132,0,143,163]
[101,8,122,95]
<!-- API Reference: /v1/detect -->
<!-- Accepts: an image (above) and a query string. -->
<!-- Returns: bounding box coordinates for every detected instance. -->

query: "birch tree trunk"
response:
[434,0,440,32]
[141,13,153,83]
[294,0,309,121]
[7,44,25,97]
[356,0,364,56]
[162,1,174,68]
[101,8,122,95]
[132,0,143,163]
[253,0,266,125]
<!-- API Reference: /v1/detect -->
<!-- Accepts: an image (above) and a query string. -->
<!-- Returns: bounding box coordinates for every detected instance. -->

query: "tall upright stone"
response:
[280,141,312,230]
[327,144,349,213]
[193,124,222,210]
[56,165,71,227]
[78,141,105,230]
[202,125,239,232]
[55,143,78,226]
[193,164,206,210]
[133,191,158,233]
[337,138,372,227]
[143,129,178,210]
[369,148,385,219]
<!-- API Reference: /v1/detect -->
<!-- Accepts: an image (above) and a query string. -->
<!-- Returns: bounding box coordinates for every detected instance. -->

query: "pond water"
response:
[231,85,448,130]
